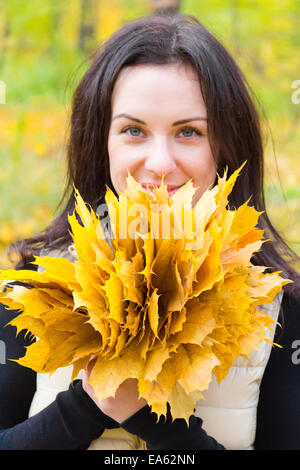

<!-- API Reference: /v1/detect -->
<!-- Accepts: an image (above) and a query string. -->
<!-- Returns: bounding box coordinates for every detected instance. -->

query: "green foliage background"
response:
[0,0,299,268]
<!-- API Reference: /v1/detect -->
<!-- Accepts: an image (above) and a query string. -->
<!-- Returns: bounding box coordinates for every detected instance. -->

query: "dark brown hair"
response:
[9,13,300,300]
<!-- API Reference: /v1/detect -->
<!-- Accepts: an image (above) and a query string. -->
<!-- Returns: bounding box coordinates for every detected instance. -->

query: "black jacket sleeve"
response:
[121,404,225,450]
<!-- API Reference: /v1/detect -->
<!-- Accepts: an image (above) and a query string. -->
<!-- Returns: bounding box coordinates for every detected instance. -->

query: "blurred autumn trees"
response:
[1,0,299,116]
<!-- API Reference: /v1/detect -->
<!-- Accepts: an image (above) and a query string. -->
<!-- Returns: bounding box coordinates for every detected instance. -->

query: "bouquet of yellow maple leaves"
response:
[0,163,291,423]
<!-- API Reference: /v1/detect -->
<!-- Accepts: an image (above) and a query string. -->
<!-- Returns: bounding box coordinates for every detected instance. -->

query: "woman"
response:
[0,13,299,450]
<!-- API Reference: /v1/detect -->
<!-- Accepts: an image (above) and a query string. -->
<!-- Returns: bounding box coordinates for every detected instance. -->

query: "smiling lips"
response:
[141,182,183,196]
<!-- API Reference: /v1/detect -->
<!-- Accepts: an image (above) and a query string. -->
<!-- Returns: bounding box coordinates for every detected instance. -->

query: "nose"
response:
[144,136,177,178]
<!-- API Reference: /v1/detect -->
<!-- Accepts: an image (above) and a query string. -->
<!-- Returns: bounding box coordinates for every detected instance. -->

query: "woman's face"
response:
[107,62,217,206]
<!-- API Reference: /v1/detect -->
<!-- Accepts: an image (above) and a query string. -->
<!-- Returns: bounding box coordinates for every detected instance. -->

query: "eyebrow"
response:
[112,113,207,126]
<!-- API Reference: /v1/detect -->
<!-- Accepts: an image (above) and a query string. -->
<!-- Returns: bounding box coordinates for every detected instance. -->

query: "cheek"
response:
[188,146,216,184]
[107,144,121,193]
[188,148,217,204]
[107,135,118,166]
[108,140,136,195]
[205,155,218,185]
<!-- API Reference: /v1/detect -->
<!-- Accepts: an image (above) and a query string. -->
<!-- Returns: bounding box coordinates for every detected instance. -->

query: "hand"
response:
[82,356,148,423]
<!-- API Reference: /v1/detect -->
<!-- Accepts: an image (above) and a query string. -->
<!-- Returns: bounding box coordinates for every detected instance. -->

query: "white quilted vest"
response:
[28,244,282,450]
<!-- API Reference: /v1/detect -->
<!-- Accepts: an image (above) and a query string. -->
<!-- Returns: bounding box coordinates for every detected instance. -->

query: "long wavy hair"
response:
[9,13,300,300]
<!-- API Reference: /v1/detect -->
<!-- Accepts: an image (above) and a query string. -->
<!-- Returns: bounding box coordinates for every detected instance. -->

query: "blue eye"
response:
[179,127,201,138]
[122,126,143,137]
